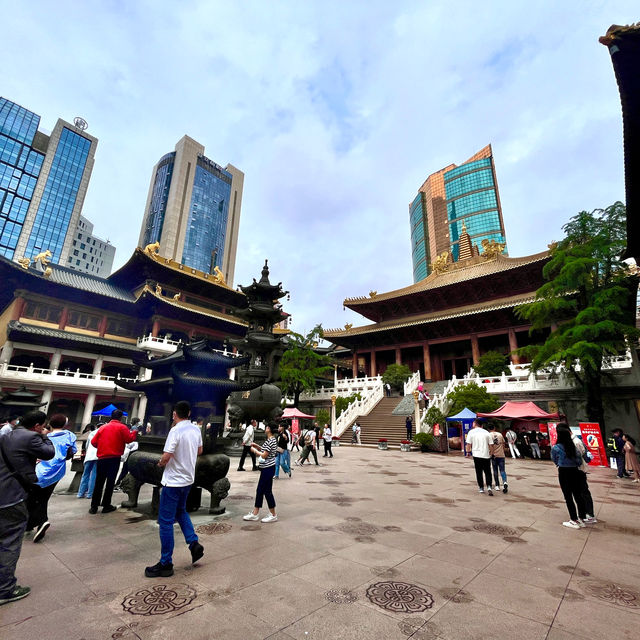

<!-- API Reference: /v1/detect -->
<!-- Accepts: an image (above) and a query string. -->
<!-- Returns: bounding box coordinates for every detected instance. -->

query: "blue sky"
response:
[0,1,636,335]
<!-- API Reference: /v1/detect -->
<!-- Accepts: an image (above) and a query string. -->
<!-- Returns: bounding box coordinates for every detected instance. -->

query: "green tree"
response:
[424,406,445,430]
[516,202,639,431]
[446,382,499,416]
[315,408,330,427]
[382,363,411,391]
[475,351,508,377]
[278,325,333,407]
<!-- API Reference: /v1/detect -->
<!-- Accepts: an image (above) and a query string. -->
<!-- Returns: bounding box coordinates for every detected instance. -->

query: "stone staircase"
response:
[348,396,411,447]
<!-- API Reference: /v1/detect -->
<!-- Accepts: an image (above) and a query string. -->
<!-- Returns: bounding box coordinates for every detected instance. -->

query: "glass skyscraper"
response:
[0,97,98,265]
[139,136,243,284]
[0,99,44,258]
[409,145,507,282]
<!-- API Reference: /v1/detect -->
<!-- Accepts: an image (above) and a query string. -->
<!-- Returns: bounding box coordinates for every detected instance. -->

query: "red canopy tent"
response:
[281,408,316,419]
[477,401,559,420]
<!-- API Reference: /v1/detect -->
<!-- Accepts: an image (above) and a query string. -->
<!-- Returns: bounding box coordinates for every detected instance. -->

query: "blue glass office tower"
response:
[139,136,243,284]
[1,97,97,265]
[410,145,507,282]
[0,99,44,258]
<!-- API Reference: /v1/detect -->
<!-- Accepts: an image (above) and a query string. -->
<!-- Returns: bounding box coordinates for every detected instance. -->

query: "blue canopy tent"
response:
[446,407,476,455]
[91,403,128,417]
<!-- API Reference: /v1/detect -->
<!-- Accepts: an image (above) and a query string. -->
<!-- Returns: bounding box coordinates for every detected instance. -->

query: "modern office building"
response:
[67,215,115,277]
[139,135,243,285]
[0,97,98,265]
[410,144,507,282]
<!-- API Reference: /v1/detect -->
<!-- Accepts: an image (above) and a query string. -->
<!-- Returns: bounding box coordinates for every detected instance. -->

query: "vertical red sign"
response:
[548,422,558,446]
[579,423,608,467]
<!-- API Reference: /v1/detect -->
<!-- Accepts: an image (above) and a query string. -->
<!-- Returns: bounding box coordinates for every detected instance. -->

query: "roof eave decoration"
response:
[137,285,248,327]
[343,251,549,308]
[324,293,536,338]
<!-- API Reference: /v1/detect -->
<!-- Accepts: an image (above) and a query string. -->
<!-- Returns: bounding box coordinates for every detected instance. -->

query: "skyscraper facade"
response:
[410,145,507,282]
[139,136,243,284]
[0,97,98,265]
[67,215,115,277]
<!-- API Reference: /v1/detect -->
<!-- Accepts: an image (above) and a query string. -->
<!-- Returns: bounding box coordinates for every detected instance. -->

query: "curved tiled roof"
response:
[344,251,549,306]
[49,264,135,301]
[325,292,536,338]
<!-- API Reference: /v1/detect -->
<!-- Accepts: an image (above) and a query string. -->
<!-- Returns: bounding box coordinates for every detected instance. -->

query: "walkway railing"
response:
[333,380,384,439]
[136,334,243,357]
[0,362,138,390]
[297,374,384,401]
[403,370,420,395]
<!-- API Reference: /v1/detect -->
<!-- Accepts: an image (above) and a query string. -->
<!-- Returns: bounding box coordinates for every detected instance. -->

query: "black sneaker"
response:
[487,489,494,496]
[237,468,245,471]
[145,562,174,578]
[102,505,117,514]
[503,483,508,494]
[88,507,98,514]
[33,521,50,543]
[189,541,204,564]
[0,585,31,605]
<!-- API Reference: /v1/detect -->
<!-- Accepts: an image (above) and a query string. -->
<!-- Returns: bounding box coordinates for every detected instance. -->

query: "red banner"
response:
[548,422,558,446]
[579,422,608,467]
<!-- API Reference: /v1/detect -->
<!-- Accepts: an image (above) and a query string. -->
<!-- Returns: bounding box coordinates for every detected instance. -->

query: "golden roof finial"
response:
[461,222,467,234]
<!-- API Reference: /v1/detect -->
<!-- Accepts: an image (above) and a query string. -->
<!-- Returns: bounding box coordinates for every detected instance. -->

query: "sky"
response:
[0,0,636,337]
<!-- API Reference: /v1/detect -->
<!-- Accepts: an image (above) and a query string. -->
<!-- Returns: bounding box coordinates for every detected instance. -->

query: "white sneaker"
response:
[261,514,278,523]
[577,519,586,528]
[494,485,500,491]
[478,488,485,493]
[243,513,259,521]
[583,516,598,524]
[562,520,581,529]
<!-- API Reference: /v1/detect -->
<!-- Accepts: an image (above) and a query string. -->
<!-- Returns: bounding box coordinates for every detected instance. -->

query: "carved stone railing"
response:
[403,370,420,395]
[333,379,385,439]
[296,374,384,402]
[0,362,138,392]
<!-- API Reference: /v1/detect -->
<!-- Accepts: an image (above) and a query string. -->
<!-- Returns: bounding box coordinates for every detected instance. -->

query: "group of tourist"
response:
[465,420,509,495]
[608,427,640,481]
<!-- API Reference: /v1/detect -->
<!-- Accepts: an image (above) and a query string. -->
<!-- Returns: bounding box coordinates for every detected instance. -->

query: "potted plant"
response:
[413,432,435,452]
[400,439,412,452]
[377,438,388,450]
[332,435,341,447]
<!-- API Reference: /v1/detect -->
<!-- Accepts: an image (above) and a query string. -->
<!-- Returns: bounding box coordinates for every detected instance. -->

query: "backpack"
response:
[303,430,312,446]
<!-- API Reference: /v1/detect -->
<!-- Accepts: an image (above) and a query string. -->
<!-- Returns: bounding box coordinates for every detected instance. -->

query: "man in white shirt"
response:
[466,420,494,495]
[145,401,203,578]
[237,420,257,471]
[505,429,520,458]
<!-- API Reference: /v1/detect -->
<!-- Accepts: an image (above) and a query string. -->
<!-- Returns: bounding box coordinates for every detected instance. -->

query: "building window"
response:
[22,301,62,324]
[67,309,100,331]
[106,317,138,337]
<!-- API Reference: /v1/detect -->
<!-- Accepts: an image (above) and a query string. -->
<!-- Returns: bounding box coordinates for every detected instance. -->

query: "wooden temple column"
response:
[470,334,480,366]
[508,328,520,364]
[395,348,402,365]
[59,306,69,330]
[422,342,432,381]
[352,353,358,378]
[370,350,377,377]
[82,392,96,426]
[152,319,160,337]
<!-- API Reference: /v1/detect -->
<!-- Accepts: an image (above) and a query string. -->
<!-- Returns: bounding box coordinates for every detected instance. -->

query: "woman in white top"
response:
[322,424,333,458]
[243,424,278,523]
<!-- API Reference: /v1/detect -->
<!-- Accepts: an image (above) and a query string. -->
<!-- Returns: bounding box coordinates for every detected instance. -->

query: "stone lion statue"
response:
[144,241,160,257]
[173,292,181,301]
[212,265,226,285]
[33,249,52,267]
[429,251,451,274]
[480,239,506,260]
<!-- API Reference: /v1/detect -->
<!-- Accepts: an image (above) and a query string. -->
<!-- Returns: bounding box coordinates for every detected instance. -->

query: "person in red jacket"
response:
[89,410,136,514]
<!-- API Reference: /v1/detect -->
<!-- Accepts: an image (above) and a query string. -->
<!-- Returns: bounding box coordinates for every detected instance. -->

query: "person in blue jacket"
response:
[26,414,77,543]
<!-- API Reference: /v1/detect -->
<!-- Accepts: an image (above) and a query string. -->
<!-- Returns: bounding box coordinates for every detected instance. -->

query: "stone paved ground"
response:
[1,446,639,639]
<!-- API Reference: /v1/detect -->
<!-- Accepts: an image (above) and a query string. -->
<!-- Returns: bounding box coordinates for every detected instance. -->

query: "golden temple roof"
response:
[343,251,549,306]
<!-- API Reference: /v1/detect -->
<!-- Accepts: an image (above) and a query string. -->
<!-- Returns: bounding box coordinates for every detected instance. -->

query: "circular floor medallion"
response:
[472,522,518,537]
[121,584,197,616]
[366,581,434,614]
[195,522,232,535]
[325,588,358,604]
[583,582,639,608]
[337,520,379,536]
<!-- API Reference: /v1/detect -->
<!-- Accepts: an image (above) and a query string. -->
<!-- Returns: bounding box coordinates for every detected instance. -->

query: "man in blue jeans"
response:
[145,401,204,577]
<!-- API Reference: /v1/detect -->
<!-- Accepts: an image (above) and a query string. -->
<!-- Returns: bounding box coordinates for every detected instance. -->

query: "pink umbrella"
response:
[281,407,316,419]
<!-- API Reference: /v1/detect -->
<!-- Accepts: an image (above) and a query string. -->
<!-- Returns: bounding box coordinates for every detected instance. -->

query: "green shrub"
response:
[413,432,435,451]
[315,408,330,426]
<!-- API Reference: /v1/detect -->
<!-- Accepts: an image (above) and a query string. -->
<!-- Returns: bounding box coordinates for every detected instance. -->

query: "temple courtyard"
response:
[1,446,639,639]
